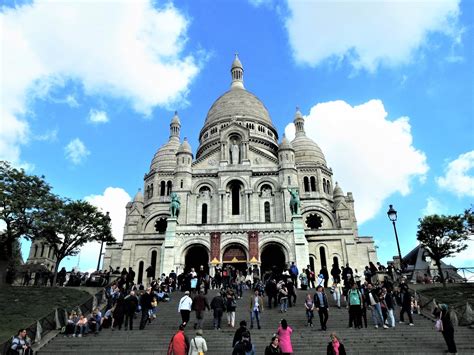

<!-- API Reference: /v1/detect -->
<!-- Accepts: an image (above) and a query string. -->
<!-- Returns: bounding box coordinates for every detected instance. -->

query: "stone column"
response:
[160,217,177,275]
[292,215,309,280]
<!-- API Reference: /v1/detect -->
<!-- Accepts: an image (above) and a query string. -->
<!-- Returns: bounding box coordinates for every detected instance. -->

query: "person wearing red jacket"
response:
[167,324,189,355]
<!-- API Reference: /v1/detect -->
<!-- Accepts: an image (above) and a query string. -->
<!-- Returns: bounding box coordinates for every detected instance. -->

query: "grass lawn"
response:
[0,286,91,343]
[417,283,474,310]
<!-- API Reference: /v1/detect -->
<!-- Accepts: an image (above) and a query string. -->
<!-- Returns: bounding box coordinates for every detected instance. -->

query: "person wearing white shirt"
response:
[178,291,193,325]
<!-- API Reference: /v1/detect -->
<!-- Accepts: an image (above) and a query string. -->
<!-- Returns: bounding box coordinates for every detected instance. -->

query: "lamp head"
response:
[387,204,397,222]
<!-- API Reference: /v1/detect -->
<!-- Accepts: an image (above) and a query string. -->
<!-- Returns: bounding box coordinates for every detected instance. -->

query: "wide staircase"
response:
[38,289,474,354]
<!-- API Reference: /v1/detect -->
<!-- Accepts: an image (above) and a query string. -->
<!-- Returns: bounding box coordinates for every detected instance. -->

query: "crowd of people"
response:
[26,260,457,355]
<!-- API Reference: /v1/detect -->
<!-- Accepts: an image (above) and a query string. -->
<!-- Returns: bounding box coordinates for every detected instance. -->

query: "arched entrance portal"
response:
[261,244,286,277]
[185,245,209,274]
[223,244,248,272]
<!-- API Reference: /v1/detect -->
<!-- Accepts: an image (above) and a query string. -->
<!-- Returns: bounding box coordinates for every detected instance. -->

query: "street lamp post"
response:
[387,204,403,264]
[97,211,111,272]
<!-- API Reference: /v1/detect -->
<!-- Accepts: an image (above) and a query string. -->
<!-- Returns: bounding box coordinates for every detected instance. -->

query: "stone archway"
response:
[222,244,248,272]
[184,245,209,274]
[260,243,286,277]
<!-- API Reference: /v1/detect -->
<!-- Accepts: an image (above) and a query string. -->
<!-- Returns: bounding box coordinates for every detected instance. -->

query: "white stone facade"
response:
[103,55,378,282]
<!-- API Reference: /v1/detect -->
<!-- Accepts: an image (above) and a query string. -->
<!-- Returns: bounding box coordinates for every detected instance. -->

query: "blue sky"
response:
[1,0,473,272]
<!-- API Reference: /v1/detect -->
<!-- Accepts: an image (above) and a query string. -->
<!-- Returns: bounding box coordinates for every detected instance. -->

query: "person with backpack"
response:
[9,329,32,355]
[188,329,208,355]
[232,320,252,348]
[232,330,255,355]
[167,324,189,355]
[347,283,363,329]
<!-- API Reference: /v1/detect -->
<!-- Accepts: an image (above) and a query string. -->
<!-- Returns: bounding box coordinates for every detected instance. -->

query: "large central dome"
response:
[204,88,273,127]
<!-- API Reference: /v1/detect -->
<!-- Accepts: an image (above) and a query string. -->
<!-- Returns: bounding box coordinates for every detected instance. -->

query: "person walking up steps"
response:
[188,329,207,355]
[167,324,189,355]
[178,291,193,326]
[210,290,225,330]
[276,319,293,355]
[192,291,210,330]
[314,285,329,331]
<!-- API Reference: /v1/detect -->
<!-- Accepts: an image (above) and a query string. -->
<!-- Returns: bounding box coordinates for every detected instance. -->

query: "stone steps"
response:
[38,289,474,354]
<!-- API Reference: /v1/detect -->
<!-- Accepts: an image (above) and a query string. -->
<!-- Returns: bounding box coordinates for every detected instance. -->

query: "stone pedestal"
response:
[292,215,309,273]
[160,217,177,275]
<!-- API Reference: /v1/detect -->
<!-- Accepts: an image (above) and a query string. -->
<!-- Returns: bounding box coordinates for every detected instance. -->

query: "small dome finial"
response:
[231,53,244,90]
[170,111,181,139]
[294,106,305,137]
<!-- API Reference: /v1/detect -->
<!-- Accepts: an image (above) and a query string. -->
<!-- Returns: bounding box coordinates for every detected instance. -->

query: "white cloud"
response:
[34,128,58,142]
[422,197,446,216]
[445,237,474,268]
[73,187,131,271]
[88,109,109,124]
[64,138,90,165]
[0,0,201,166]
[436,151,474,197]
[285,0,462,72]
[285,100,428,224]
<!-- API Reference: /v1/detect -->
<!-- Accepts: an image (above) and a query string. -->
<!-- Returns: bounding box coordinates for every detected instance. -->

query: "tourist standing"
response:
[330,264,341,284]
[279,284,289,313]
[434,303,457,355]
[210,291,225,330]
[332,280,343,309]
[299,269,308,290]
[367,284,385,329]
[226,288,237,328]
[264,336,281,354]
[123,290,139,331]
[276,319,293,355]
[178,291,193,326]
[347,283,363,329]
[320,266,329,288]
[249,289,264,330]
[139,287,153,330]
[289,262,299,288]
[188,329,208,355]
[314,285,329,330]
[399,278,414,326]
[10,329,32,355]
[304,293,314,327]
[326,332,346,355]
[167,324,189,355]
[192,291,210,330]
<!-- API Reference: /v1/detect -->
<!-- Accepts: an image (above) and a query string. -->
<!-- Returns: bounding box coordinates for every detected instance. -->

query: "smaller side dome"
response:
[133,189,144,204]
[177,137,192,154]
[278,134,294,151]
[333,182,344,199]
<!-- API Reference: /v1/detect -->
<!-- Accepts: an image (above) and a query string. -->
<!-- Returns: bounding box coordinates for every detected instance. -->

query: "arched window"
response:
[333,256,339,269]
[41,244,45,257]
[287,176,291,185]
[160,181,166,196]
[150,183,153,198]
[319,247,327,268]
[231,182,240,215]
[202,203,208,224]
[264,202,271,222]
[150,251,157,279]
[34,245,38,258]
[303,176,310,192]
[180,180,183,188]
[166,181,172,195]
[323,179,327,193]
[327,180,331,193]
[310,176,316,192]
[138,261,144,285]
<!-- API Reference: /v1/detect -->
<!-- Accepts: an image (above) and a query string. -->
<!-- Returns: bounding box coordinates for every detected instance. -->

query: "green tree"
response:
[416,210,472,287]
[0,161,54,284]
[37,198,114,286]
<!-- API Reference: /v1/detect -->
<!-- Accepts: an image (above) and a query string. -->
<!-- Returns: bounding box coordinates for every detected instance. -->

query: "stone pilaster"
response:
[292,215,309,277]
[160,217,177,275]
